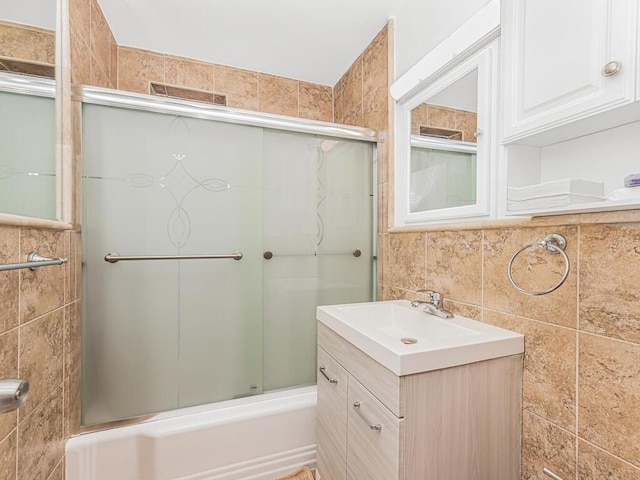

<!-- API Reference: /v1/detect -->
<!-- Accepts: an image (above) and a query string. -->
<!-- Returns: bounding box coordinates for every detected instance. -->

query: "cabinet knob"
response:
[602,61,622,77]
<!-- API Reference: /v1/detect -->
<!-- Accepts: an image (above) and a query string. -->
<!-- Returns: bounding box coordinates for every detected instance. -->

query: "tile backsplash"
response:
[380,220,640,479]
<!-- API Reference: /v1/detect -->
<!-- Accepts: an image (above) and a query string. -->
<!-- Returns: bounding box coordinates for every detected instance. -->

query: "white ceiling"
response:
[424,69,478,113]
[99,0,396,86]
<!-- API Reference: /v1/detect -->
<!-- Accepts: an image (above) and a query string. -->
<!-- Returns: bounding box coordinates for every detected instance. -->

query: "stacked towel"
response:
[507,179,605,211]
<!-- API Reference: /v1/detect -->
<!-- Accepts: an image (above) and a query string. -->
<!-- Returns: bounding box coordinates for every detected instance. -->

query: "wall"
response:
[0,20,55,77]
[391,0,492,79]
[0,227,81,480]
[381,213,640,479]
[69,0,117,88]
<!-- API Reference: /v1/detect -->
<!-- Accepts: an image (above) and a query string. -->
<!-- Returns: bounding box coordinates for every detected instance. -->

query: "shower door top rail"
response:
[0,72,55,98]
[72,84,381,143]
[104,251,243,263]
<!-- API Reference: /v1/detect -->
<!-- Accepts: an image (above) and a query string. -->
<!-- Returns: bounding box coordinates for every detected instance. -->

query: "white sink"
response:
[317,300,524,375]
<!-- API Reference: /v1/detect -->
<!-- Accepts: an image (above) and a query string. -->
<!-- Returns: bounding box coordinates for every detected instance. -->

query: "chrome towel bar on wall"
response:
[0,252,68,272]
[104,251,243,263]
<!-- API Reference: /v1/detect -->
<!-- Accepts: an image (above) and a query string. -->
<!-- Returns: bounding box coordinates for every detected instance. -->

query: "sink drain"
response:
[401,337,418,344]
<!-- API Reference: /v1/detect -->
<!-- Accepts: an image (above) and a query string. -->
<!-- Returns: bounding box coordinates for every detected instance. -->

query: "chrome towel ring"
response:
[507,234,570,296]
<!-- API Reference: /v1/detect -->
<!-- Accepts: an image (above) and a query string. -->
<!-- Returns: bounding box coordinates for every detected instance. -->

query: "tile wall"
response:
[0,227,81,480]
[115,47,334,121]
[0,20,56,66]
[69,0,117,88]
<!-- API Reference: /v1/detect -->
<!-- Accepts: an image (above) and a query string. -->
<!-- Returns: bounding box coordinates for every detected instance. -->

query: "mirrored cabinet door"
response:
[394,39,499,225]
[0,2,59,222]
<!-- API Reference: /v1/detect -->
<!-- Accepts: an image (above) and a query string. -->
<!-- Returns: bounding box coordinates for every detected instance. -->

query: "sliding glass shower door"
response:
[82,101,374,426]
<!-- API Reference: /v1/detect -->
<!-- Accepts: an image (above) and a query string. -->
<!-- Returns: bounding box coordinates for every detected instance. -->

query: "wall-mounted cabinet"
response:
[501,0,640,217]
[501,0,639,146]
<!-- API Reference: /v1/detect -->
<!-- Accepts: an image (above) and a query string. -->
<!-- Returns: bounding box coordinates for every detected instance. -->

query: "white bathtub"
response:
[66,386,317,480]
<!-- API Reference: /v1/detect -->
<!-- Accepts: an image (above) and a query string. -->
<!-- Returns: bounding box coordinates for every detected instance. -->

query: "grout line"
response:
[578,437,640,472]
[481,229,485,312]
[480,307,579,333]
[527,410,576,438]
[15,227,21,480]
[46,456,66,480]
[575,225,581,473]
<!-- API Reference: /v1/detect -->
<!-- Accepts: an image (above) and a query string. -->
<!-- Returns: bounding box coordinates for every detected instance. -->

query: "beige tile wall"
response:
[0,20,56,66]
[380,218,640,479]
[116,46,334,122]
[0,227,81,480]
[338,18,640,480]
[69,0,117,88]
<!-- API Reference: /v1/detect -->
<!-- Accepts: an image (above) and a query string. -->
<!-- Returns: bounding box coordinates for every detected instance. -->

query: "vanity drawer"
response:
[317,347,348,480]
[346,376,403,480]
[318,323,403,417]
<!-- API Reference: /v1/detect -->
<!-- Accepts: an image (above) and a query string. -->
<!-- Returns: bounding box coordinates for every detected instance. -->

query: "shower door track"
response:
[72,84,381,143]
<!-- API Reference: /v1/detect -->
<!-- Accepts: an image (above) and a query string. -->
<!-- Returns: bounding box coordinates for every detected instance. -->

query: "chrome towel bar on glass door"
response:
[104,251,243,263]
[0,252,68,272]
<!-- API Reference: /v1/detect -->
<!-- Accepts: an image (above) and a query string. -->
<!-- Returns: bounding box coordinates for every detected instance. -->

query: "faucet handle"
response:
[416,289,443,306]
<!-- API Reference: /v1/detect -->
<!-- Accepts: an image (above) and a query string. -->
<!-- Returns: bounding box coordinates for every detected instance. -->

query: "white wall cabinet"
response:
[501,0,639,145]
[315,323,522,480]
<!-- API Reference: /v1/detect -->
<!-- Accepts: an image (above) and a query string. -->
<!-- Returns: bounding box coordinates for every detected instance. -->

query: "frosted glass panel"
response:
[82,104,375,424]
[0,90,55,219]
[409,147,477,212]
[82,105,264,424]
[262,132,373,391]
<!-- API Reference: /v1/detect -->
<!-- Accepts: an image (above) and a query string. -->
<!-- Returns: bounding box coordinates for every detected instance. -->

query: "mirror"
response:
[393,39,499,225]
[0,1,59,221]
[409,69,479,213]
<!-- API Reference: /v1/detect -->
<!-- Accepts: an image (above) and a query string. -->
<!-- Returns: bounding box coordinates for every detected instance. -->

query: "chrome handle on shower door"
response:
[104,251,243,263]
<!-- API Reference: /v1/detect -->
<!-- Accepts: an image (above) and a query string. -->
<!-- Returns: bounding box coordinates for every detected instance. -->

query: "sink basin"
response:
[317,300,524,375]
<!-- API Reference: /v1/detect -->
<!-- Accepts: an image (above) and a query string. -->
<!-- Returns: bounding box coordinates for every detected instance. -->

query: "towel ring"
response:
[507,234,570,296]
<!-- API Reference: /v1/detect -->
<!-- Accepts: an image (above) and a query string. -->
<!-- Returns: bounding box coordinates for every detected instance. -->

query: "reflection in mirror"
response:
[0,2,58,220]
[409,69,478,212]
[0,4,56,79]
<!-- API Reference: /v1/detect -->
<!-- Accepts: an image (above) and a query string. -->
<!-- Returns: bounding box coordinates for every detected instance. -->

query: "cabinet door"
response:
[316,347,348,480]
[502,0,638,142]
[346,377,402,480]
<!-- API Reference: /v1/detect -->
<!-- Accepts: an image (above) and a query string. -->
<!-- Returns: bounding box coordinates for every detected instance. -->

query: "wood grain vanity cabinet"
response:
[316,323,523,480]
[501,0,638,144]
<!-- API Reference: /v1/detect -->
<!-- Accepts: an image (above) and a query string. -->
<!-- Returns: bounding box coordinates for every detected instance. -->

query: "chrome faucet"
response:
[410,289,454,319]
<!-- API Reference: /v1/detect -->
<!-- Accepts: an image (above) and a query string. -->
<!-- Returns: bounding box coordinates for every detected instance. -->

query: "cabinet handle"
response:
[319,366,338,384]
[602,61,622,77]
[352,402,382,432]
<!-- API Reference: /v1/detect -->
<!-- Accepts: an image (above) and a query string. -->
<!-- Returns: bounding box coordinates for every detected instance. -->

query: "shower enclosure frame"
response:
[71,84,382,433]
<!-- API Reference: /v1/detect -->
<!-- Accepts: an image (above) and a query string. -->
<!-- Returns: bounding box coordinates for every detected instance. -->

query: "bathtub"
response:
[66,386,317,480]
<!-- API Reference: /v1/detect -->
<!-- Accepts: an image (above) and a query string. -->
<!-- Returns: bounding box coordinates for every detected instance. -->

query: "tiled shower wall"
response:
[0,20,56,67]
[339,22,640,480]
[0,227,81,480]
[69,0,118,88]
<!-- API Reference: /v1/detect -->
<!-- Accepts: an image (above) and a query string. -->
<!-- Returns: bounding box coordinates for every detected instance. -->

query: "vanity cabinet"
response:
[316,323,522,480]
[501,0,639,144]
